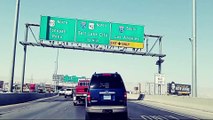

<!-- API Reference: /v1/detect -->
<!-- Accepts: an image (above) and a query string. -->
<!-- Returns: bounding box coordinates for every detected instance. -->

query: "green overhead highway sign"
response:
[64,75,78,83]
[39,16,76,42]
[63,75,86,83]
[76,19,110,45]
[52,74,86,83]
[39,16,144,48]
[110,23,144,48]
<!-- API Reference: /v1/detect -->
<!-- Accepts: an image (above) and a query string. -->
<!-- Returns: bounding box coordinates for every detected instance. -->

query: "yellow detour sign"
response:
[110,40,144,49]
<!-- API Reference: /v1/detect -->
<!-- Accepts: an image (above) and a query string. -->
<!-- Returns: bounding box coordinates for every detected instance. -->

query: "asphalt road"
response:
[0,96,84,119]
[0,96,197,120]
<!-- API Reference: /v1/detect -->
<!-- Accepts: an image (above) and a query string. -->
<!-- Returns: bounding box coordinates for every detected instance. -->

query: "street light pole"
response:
[192,0,197,97]
[54,49,59,92]
[10,0,20,92]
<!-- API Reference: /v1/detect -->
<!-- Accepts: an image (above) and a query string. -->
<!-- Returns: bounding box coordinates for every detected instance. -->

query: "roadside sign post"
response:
[154,73,165,95]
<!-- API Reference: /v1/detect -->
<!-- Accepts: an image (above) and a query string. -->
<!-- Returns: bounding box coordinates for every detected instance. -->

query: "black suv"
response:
[85,72,128,120]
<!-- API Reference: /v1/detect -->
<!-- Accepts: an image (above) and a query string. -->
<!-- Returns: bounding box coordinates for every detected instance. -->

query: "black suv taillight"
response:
[87,92,91,103]
[124,92,127,101]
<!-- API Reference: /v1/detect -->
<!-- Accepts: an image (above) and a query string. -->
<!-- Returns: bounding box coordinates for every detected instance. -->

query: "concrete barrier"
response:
[137,94,145,100]
[128,93,213,112]
[127,93,139,100]
[128,93,213,118]
[0,93,57,106]
[143,95,213,113]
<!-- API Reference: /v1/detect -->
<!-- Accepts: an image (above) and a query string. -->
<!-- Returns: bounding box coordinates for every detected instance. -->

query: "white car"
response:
[58,89,65,96]
[64,88,73,98]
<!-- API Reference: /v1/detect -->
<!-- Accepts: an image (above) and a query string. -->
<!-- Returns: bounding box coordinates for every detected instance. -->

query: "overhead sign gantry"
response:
[19,16,166,93]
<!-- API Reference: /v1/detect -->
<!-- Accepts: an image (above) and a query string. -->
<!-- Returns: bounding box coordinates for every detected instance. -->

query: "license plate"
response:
[102,109,112,113]
[103,94,111,100]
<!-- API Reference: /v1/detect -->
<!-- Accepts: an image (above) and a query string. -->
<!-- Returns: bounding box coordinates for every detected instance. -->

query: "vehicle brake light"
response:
[102,74,111,76]
[124,92,127,101]
[87,92,91,102]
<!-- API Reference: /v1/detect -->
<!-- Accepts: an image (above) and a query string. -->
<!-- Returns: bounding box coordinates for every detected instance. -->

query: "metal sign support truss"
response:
[19,23,166,92]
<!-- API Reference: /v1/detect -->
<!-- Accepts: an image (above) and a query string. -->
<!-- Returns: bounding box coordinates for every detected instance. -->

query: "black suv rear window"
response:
[90,74,125,89]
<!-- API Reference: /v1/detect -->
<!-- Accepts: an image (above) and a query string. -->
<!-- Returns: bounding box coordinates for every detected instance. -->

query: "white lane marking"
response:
[167,115,180,120]
[141,115,179,120]
[141,115,153,120]
[158,115,169,120]
[133,101,198,119]
[149,115,159,120]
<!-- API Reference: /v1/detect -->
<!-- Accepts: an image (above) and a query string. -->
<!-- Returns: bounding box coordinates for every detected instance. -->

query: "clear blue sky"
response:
[0,0,212,98]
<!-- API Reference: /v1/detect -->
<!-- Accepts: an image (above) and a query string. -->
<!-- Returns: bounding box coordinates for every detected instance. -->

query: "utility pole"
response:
[10,0,20,92]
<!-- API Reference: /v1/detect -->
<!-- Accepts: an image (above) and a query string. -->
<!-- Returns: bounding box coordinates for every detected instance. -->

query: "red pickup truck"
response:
[73,79,90,106]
